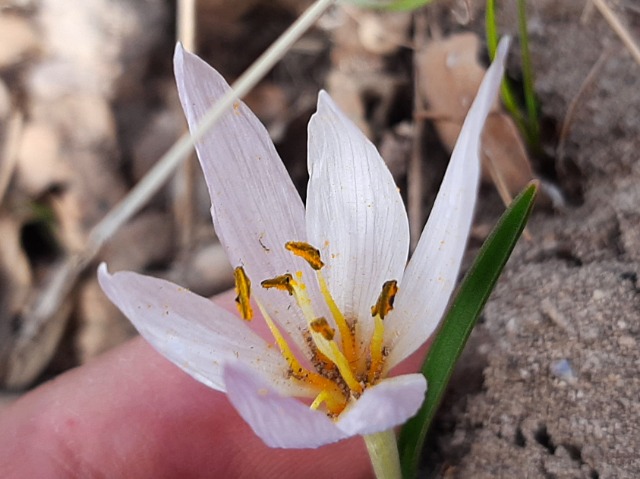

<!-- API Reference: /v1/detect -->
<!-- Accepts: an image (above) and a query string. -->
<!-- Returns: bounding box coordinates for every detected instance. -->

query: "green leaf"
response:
[517,0,540,149]
[346,0,433,11]
[485,0,527,137]
[486,0,540,151]
[399,181,539,478]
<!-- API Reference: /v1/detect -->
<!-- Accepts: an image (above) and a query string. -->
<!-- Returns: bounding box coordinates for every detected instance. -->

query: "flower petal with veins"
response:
[174,44,314,357]
[384,39,509,371]
[336,374,426,436]
[98,264,310,397]
[306,92,410,350]
[224,362,348,448]
[100,38,509,451]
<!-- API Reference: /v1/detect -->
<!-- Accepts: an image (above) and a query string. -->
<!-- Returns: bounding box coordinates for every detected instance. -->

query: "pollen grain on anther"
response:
[285,241,325,270]
[310,317,335,341]
[370,280,398,319]
[261,274,294,295]
[233,266,253,320]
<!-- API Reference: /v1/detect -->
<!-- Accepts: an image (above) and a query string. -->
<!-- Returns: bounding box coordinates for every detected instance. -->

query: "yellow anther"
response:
[368,280,397,383]
[233,266,253,321]
[370,280,398,319]
[285,241,325,270]
[261,274,294,295]
[310,317,335,341]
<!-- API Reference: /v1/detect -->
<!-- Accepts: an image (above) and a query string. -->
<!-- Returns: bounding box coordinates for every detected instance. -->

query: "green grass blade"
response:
[486,0,499,58]
[517,0,540,148]
[399,181,539,478]
[485,0,529,142]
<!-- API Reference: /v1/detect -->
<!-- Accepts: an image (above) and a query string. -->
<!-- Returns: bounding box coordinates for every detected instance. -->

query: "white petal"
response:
[174,44,311,356]
[385,38,509,370]
[336,374,426,436]
[98,264,309,397]
[306,91,410,350]
[223,362,348,448]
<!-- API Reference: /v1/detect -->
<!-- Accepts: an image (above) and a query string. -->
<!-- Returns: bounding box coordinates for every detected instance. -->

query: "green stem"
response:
[363,430,402,479]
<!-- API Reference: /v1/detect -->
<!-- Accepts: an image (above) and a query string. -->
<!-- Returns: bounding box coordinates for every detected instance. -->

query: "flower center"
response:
[234,242,397,417]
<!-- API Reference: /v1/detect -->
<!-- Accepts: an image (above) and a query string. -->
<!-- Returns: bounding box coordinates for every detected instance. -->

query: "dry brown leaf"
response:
[75,277,136,363]
[0,213,75,389]
[0,14,38,68]
[324,7,407,138]
[15,122,70,197]
[0,215,33,360]
[417,32,536,203]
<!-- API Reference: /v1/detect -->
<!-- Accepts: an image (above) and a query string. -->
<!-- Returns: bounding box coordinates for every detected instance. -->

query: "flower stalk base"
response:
[363,430,402,479]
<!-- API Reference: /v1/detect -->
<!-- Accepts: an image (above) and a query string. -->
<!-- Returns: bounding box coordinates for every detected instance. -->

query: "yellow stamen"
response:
[310,317,335,340]
[233,266,253,320]
[285,241,325,270]
[263,270,363,396]
[254,300,345,413]
[317,271,357,367]
[310,390,331,410]
[370,280,398,319]
[368,314,385,384]
[312,332,363,394]
[261,274,294,295]
[368,280,398,383]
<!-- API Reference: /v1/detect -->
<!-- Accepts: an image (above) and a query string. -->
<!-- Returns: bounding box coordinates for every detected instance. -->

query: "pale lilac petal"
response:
[385,39,509,371]
[306,91,410,350]
[223,362,348,448]
[335,374,426,436]
[98,264,310,397]
[174,44,312,356]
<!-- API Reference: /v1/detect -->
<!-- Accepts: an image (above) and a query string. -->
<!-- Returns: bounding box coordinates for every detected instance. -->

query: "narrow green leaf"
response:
[485,0,528,138]
[517,0,540,149]
[399,181,539,478]
[485,0,499,58]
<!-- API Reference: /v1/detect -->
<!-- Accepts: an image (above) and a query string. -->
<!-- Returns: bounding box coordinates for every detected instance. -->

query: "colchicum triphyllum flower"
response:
[99,41,507,449]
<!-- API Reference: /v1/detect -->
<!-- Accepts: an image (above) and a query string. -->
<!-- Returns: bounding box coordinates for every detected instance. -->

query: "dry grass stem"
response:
[592,0,640,66]
[557,46,611,167]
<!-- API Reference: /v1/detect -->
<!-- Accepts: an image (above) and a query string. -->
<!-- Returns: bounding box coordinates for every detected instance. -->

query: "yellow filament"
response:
[267,273,363,395]
[367,280,397,383]
[317,272,357,367]
[311,333,363,394]
[368,313,385,384]
[310,390,331,410]
[233,266,253,320]
[289,277,320,326]
[254,301,345,409]
[285,241,325,270]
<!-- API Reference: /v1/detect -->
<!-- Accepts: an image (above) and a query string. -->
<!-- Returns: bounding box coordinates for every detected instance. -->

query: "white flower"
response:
[98,40,507,448]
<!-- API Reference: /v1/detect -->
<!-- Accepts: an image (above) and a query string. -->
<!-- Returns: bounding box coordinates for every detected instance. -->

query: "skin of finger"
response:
[0,291,427,478]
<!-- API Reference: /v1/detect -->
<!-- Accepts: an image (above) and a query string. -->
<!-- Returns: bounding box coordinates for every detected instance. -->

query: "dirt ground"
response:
[0,0,638,477]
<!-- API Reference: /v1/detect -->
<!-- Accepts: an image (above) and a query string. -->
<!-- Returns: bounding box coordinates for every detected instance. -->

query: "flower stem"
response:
[363,430,402,479]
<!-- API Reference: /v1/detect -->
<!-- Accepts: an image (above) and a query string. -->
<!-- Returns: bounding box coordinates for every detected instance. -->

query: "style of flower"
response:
[98,41,507,448]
